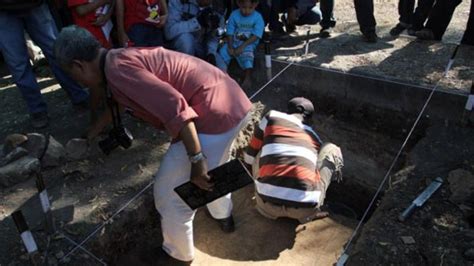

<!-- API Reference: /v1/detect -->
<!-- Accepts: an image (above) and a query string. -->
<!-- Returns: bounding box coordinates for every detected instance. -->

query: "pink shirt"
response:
[105,47,252,139]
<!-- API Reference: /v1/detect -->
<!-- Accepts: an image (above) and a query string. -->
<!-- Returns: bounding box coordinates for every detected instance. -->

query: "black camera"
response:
[98,126,133,155]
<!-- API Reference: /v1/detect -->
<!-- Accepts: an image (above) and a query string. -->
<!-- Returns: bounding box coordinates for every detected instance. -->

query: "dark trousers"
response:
[397,0,415,25]
[354,0,376,33]
[320,0,336,28]
[425,0,462,40]
[462,0,474,45]
[411,0,435,31]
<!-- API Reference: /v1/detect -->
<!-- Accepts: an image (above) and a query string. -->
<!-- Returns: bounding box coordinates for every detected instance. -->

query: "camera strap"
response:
[99,50,122,129]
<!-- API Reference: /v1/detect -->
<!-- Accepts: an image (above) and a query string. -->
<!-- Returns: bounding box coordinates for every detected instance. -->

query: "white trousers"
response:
[153,114,250,262]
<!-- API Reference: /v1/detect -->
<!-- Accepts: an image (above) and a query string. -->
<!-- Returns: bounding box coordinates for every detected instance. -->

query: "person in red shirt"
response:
[54,25,252,264]
[68,0,114,48]
[116,0,168,47]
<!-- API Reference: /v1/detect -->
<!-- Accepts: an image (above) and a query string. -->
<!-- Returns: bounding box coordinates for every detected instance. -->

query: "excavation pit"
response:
[81,61,464,266]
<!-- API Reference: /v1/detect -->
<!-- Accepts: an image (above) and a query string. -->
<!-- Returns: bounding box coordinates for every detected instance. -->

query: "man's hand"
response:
[190,158,214,191]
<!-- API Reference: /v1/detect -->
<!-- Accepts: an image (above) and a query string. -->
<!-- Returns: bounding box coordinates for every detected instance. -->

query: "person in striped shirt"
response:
[244,97,344,223]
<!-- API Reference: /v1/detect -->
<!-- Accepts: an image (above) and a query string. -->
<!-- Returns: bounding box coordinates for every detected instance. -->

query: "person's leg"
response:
[399,0,415,25]
[217,43,231,72]
[411,0,436,31]
[320,0,336,29]
[154,142,196,262]
[0,13,47,115]
[154,113,250,261]
[296,5,322,26]
[25,3,88,105]
[172,33,197,56]
[354,0,377,41]
[354,0,376,33]
[424,0,463,40]
[462,0,474,45]
[269,0,285,33]
[316,143,344,207]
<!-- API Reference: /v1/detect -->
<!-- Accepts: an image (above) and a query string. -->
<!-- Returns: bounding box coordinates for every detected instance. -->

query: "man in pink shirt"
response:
[54,25,252,264]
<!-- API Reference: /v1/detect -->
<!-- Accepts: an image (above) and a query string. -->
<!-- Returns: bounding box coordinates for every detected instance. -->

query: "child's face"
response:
[237,0,258,17]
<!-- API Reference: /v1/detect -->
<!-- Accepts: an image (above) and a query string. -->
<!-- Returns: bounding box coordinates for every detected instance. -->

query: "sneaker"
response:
[362,31,378,43]
[320,27,332,38]
[213,215,235,233]
[389,23,406,36]
[416,28,435,40]
[30,111,49,129]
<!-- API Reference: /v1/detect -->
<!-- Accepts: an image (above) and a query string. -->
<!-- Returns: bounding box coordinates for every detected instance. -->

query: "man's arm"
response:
[179,121,213,190]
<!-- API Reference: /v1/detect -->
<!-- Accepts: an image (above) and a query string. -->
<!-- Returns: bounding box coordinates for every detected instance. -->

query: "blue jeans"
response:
[172,33,225,71]
[0,3,88,114]
[127,23,164,47]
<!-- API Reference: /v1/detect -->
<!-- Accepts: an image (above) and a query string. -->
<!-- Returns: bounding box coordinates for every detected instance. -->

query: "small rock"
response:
[0,156,41,187]
[0,147,28,167]
[65,138,88,161]
[21,133,47,159]
[3,134,28,155]
[464,248,474,261]
[41,136,65,167]
[400,236,416,245]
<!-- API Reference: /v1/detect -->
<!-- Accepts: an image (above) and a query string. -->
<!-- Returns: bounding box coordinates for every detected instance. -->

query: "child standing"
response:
[218,0,264,88]
[116,0,168,47]
[68,0,114,48]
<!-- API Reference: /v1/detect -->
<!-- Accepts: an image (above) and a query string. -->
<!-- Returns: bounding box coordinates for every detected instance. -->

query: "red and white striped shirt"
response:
[245,110,323,207]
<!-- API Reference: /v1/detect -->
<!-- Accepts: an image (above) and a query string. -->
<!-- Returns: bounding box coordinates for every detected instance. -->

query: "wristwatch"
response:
[189,151,206,164]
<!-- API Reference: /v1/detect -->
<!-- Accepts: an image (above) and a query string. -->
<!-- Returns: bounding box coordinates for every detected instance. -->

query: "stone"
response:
[3,134,28,155]
[65,138,89,161]
[464,248,474,261]
[41,136,65,167]
[0,156,40,187]
[448,169,474,205]
[21,133,47,159]
[400,236,416,245]
[0,147,28,167]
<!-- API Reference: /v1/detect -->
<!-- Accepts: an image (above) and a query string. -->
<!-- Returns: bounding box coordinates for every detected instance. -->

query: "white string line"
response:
[338,52,457,261]
[249,62,294,100]
[60,181,154,262]
[61,232,107,266]
[271,58,467,97]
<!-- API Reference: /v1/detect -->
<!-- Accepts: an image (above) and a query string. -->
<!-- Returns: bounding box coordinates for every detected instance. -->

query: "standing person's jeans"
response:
[397,0,415,25]
[0,3,88,115]
[462,0,474,45]
[320,0,336,29]
[424,0,462,40]
[354,0,376,33]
